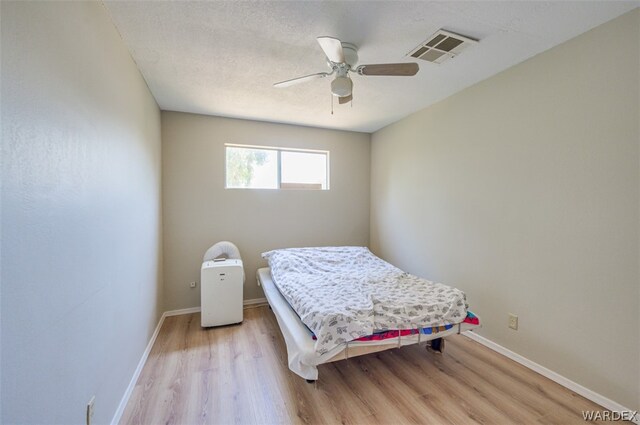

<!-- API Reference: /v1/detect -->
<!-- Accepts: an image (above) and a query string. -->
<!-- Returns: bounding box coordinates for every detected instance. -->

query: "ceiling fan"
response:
[274,36,419,105]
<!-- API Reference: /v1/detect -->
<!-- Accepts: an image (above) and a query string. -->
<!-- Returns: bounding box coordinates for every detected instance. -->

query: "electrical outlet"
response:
[86,396,95,425]
[190,281,197,288]
[508,313,518,330]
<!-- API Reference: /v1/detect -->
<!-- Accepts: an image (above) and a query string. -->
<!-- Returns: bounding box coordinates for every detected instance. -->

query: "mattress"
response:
[262,247,469,356]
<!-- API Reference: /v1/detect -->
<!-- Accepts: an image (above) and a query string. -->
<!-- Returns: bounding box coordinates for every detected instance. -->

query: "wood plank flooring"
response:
[120,306,605,424]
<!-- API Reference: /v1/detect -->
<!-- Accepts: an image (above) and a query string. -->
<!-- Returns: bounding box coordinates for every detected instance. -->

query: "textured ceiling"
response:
[103,1,638,133]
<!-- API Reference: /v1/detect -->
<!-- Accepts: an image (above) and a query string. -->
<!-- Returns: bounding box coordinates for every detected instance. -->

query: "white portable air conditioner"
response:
[201,258,244,327]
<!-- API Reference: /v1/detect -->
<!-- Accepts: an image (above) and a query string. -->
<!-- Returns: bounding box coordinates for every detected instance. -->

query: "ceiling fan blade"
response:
[338,94,352,104]
[273,72,330,88]
[317,36,345,63]
[356,63,419,76]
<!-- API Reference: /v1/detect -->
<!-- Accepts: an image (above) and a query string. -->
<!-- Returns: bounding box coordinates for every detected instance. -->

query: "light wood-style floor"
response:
[120,306,604,424]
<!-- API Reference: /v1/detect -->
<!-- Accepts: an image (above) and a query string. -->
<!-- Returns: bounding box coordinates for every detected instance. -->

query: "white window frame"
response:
[225,143,330,190]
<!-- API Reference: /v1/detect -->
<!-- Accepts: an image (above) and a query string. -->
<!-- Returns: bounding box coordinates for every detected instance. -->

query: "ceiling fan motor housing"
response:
[331,76,352,97]
[341,43,358,67]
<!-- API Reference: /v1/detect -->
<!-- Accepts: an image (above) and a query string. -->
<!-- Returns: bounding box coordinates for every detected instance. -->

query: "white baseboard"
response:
[111,311,167,425]
[243,297,268,307]
[111,298,269,423]
[463,331,639,424]
[164,298,268,316]
[164,306,201,317]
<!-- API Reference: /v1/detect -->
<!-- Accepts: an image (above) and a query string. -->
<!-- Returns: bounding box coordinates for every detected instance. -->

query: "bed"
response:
[257,246,481,381]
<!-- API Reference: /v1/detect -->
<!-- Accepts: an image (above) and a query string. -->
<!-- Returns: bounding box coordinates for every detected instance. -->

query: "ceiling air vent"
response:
[407,30,477,64]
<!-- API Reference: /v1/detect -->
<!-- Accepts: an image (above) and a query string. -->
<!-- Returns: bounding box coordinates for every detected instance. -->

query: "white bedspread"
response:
[262,246,468,355]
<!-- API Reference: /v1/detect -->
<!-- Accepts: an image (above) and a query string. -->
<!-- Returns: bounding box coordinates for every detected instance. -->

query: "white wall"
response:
[162,111,370,310]
[370,9,639,410]
[1,2,162,423]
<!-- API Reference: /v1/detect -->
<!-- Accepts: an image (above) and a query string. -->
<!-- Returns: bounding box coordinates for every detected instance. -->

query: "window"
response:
[225,144,329,190]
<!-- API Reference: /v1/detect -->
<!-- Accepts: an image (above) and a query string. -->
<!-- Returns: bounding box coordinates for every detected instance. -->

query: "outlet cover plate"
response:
[508,313,518,330]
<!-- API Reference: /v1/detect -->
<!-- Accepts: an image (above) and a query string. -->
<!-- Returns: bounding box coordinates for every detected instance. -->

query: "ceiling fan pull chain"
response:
[331,95,334,115]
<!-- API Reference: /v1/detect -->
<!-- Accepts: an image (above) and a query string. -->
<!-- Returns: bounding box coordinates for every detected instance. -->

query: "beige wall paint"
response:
[371,9,639,410]
[2,1,162,423]
[162,112,370,310]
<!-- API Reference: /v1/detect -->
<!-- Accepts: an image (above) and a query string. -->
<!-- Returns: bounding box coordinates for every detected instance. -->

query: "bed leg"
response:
[306,379,316,384]
[428,338,445,354]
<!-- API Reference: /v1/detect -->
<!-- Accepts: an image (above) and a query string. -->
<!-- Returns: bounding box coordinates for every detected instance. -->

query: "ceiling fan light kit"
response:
[331,76,352,97]
[274,36,420,110]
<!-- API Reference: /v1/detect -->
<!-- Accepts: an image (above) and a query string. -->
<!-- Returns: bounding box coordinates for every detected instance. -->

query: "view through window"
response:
[225,145,329,190]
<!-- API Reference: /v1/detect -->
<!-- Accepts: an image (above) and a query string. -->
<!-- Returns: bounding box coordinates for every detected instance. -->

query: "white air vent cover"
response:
[408,30,478,64]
